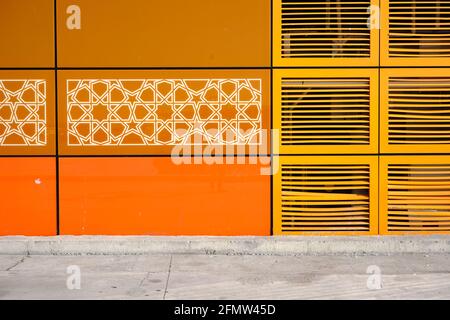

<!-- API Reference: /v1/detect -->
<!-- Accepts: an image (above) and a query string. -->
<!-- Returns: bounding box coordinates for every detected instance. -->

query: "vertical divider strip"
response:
[54,0,60,235]
[378,0,382,234]
[270,0,274,236]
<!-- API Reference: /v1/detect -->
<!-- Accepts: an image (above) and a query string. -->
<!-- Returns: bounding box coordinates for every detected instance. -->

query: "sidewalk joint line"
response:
[5,255,28,272]
[163,255,173,300]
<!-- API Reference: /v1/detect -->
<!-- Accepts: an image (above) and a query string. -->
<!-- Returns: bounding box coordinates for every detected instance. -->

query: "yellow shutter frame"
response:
[381,0,450,66]
[380,155,450,235]
[273,155,378,235]
[380,68,450,153]
[273,68,378,154]
[273,0,380,67]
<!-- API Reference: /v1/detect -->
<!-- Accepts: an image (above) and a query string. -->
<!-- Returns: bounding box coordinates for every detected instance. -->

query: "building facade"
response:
[1,0,449,236]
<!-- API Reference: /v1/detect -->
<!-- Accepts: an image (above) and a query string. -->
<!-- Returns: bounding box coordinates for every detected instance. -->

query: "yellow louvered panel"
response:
[274,0,379,66]
[381,0,450,66]
[380,69,450,153]
[274,156,378,235]
[380,156,450,234]
[274,69,378,154]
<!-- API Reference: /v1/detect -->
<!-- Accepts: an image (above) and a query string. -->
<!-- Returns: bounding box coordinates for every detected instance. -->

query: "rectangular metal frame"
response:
[273,155,379,235]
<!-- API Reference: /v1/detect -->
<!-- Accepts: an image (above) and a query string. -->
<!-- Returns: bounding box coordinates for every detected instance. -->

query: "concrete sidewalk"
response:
[1,253,450,299]
[1,236,450,299]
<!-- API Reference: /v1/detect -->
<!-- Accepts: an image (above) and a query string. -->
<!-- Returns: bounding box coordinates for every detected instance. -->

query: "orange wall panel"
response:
[0,158,56,235]
[57,0,270,67]
[0,0,54,68]
[59,157,270,235]
[57,69,270,155]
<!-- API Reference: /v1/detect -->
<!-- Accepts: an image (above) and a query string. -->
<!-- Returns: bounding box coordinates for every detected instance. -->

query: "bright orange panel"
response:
[59,157,270,235]
[0,158,56,236]
[0,0,54,68]
[57,0,270,67]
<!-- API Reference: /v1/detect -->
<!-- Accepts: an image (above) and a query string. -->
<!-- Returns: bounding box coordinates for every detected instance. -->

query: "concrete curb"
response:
[1,235,450,255]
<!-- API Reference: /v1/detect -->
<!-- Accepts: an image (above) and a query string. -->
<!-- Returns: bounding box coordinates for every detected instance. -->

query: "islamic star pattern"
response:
[0,80,47,146]
[66,79,262,146]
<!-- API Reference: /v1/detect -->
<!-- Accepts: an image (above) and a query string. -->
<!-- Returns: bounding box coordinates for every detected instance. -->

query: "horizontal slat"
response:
[281,53,371,57]
[281,141,370,144]
[282,179,369,185]
[282,217,369,222]
[388,226,450,231]
[282,206,369,212]
[283,186,369,191]
[389,199,450,204]
[389,205,450,210]
[389,179,450,185]
[282,170,369,174]
[282,226,370,231]
[281,221,368,226]
[389,221,450,226]
[390,211,450,217]
[282,211,369,216]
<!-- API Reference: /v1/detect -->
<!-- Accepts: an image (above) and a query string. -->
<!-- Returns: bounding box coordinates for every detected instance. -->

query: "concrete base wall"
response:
[1,235,450,256]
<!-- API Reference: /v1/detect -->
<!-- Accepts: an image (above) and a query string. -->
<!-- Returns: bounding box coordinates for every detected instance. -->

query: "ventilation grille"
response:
[280,77,371,146]
[386,163,450,232]
[388,77,450,145]
[389,0,450,58]
[280,0,372,58]
[279,164,371,233]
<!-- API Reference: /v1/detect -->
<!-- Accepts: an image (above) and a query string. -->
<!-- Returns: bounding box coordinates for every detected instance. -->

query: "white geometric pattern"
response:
[0,80,47,146]
[66,78,262,146]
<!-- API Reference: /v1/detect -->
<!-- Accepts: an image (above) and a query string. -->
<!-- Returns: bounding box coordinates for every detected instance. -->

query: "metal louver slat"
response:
[380,156,450,234]
[381,0,450,66]
[274,69,378,154]
[274,156,378,235]
[380,69,450,153]
[274,0,379,66]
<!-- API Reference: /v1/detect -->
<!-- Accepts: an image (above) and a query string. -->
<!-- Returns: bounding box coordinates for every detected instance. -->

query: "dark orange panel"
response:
[0,70,56,155]
[0,158,56,236]
[58,69,270,156]
[59,157,270,235]
[0,0,54,67]
[57,0,270,67]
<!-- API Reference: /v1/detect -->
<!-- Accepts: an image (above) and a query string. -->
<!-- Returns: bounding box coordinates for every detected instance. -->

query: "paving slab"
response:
[1,254,449,299]
[164,254,450,300]
[0,255,171,300]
